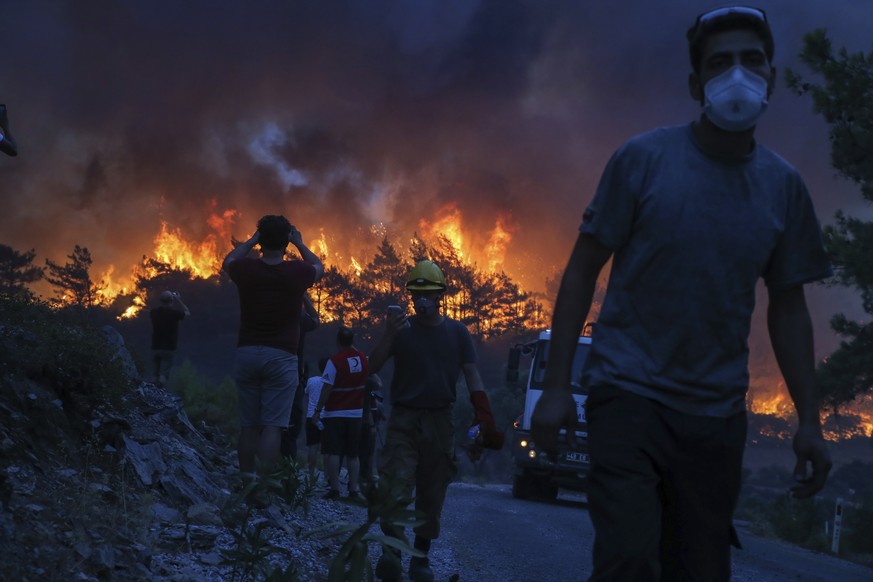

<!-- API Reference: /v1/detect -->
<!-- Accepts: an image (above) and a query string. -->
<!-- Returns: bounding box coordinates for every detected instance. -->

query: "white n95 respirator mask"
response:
[703,65,769,132]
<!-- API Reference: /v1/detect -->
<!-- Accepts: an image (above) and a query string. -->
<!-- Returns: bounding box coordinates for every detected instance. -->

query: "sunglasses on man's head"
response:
[694,5,767,32]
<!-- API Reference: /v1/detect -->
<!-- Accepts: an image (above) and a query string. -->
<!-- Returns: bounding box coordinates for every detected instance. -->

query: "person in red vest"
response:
[313,326,368,499]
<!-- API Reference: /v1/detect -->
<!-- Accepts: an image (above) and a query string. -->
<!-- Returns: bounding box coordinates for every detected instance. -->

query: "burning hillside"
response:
[748,385,873,442]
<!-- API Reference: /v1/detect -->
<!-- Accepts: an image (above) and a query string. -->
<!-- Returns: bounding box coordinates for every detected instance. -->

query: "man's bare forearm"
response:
[767,286,820,427]
[222,235,258,270]
[542,234,610,391]
[292,241,324,281]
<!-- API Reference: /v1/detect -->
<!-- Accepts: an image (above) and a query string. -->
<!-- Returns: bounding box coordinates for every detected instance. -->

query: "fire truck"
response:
[506,327,593,500]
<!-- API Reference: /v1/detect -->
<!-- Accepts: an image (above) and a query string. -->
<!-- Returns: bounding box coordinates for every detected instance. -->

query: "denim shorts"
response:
[235,346,298,428]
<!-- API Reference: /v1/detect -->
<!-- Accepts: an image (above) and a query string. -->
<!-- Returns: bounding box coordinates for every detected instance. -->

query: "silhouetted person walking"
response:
[532,7,833,581]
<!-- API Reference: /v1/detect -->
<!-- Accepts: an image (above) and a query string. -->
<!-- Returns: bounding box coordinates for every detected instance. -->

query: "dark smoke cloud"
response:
[1,0,870,356]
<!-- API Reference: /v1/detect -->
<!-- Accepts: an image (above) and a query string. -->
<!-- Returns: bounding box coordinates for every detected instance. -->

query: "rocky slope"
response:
[0,351,367,581]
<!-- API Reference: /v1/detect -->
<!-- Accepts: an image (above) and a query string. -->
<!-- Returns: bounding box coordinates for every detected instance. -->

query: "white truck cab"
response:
[506,327,593,500]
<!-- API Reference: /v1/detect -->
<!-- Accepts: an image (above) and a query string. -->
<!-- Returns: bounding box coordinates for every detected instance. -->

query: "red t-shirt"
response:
[322,347,368,418]
[227,258,316,354]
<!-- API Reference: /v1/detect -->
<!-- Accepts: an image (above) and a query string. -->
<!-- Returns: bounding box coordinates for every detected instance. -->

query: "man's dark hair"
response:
[686,11,774,75]
[257,215,291,251]
[337,326,354,347]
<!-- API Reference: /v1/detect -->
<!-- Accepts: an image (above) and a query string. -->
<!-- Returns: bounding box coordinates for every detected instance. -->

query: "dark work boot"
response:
[408,555,434,582]
[375,548,402,582]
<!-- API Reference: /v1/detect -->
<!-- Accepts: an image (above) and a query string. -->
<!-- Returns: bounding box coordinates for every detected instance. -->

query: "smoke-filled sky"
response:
[1,0,871,358]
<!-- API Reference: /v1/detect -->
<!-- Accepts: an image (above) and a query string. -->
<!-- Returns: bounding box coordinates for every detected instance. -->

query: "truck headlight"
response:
[528,450,537,459]
[520,440,528,448]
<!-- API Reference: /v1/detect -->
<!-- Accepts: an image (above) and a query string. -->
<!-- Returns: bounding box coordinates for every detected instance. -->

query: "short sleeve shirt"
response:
[579,124,832,417]
[227,258,316,354]
[388,317,477,408]
[304,375,324,418]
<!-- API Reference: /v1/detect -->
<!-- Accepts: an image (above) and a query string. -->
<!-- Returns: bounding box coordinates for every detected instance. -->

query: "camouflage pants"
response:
[379,405,458,541]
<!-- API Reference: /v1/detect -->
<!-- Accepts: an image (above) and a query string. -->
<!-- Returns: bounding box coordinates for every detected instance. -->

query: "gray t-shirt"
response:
[580,124,832,417]
[388,317,477,408]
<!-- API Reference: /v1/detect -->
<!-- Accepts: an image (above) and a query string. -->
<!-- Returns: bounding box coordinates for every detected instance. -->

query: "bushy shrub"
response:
[841,498,873,554]
[0,296,133,403]
[768,494,829,550]
[168,359,238,437]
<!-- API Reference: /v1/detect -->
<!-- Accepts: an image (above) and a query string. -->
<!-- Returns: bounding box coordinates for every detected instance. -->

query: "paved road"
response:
[422,483,873,582]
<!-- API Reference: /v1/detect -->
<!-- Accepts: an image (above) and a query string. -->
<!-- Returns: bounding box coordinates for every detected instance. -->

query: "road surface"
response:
[419,483,873,582]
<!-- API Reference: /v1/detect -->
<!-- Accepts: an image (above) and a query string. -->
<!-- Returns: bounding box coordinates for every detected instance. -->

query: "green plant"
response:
[308,476,426,582]
[168,360,238,438]
[0,296,134,405]
[768,493,829,550]
[842,497,873,554]
[221,459,317,581]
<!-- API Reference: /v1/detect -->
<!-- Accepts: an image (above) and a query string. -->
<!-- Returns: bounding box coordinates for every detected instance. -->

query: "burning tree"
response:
[787,30,873,408]
[0,244,44,300]
[360,235,410,316]
[44,245,104,311]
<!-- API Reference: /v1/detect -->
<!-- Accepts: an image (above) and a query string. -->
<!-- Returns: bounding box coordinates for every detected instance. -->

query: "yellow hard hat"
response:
[406,260,446,291]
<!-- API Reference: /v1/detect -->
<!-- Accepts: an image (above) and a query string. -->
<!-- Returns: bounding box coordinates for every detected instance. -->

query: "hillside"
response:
[0,299,361,581]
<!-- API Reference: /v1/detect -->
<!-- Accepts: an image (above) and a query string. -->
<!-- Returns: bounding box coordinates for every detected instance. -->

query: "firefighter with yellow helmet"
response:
[369,260,504,582]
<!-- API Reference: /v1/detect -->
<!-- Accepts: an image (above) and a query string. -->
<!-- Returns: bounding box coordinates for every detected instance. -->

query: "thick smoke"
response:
[0,0,870,355]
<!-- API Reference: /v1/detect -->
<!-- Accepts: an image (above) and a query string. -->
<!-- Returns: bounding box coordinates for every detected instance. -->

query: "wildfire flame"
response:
[419,203,516,272]
[313,229,330,260]
[93,205,238,319]
[350,257,363,277]
[748,384,873,441]
[485,214,515,273]
[83,201,873,445]
[420,203,466,260]
[152,214,234,279]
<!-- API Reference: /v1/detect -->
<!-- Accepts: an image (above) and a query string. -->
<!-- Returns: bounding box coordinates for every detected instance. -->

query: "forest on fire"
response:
[0,230,549,341]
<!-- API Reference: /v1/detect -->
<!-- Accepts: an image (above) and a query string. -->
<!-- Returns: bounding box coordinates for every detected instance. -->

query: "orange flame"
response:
[97,205,239,319]
[748,384,873,441]
[313,229,330,260]
[350,256,363,277]
[420,203,465,260]
[485,214,515,273]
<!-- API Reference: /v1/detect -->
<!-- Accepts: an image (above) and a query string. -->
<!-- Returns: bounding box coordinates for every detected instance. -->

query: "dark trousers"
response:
[586,386,746,582]
[379,406,457,541]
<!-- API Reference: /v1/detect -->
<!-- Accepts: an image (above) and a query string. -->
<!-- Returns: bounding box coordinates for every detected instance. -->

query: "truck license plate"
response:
[565,451,589,463]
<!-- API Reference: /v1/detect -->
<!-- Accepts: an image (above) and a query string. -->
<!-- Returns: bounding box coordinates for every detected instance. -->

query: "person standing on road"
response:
[282,293,320,460]
[304,357,329,474]
[359,373,384,485]
[369,260,504,582]
[223,215,323,473]
[313,326,368,499]
[149,290,190,387]
[532,7,833,582]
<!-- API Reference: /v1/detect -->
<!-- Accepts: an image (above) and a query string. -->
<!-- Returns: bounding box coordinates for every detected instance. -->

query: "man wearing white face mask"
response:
[532,6,833,582]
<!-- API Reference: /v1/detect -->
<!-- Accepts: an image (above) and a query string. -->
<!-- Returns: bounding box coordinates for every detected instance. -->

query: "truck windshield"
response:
[530,339,591,394]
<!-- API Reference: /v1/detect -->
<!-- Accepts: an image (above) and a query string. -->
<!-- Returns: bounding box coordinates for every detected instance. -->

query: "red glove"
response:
[470,391,504,450]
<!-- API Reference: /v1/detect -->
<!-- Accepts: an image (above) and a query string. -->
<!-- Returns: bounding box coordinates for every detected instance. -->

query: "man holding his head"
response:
[223,215,324,473]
